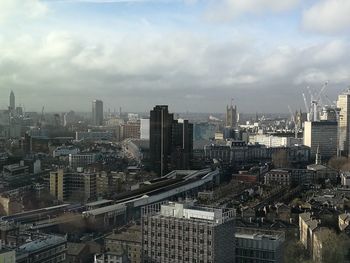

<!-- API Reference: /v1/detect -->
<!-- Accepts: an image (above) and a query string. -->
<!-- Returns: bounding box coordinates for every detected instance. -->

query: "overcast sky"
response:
[0,0,349,113]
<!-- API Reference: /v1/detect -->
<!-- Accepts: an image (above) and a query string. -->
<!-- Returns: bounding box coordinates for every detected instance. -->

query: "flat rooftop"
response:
[18,235,66,252]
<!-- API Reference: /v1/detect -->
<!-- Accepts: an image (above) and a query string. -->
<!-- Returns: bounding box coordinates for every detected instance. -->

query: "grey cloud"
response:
[302,0,350,34]
[0,29,350,113]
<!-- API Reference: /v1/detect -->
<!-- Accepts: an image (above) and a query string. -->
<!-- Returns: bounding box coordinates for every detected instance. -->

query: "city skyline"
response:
[0,0,349,113]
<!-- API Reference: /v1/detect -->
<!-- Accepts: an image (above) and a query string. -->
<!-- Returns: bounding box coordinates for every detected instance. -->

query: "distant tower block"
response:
[226,103,238,128]
[92,100,103,126]
[9,90,15,111]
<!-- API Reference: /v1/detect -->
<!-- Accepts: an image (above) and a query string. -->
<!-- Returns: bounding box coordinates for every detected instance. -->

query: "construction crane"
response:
[308,81,328,121]
[302,92,310,120]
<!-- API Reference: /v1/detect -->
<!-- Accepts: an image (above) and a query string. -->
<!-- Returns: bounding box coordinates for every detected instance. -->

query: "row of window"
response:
[144,241,212,251]
[144,250,213,262]
[143,225,212,235]
[144,238,212,245]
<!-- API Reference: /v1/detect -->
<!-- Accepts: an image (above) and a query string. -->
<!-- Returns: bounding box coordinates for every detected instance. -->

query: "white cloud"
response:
[206,0,300,21]
[0,0,48,23]
[302,0,350,34]
[1,27,349,112]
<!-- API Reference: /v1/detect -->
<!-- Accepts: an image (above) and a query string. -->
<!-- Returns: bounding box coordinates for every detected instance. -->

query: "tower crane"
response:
[310,81,328,121]
[302,92,310,120]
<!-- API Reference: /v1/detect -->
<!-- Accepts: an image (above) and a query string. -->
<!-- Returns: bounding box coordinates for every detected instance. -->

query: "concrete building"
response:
[299,212,319,255]
[50,169,97,203]
[340,172,350,188]
[306,164,338,184]
[204,141,310,165]
[150,106,193,176]
[53,145,80,158]
[320,106,337,122]
[150,105,174,176]
[92,100,104,126]
[338,213,350,232]
[226,104,238,129]
[140,119,150,140]
[82,203,127,231]
[94,251,127,263]
[76,130,113,141]
[249,134,302,148]
[170,119,193,171]
[0,194,22,215]
[142,201,235,263]
[337,90,350,156]
[121,123,140,140]
[105,225,141,263]
[0,247,15,263]
[264,169,291,186]
[235,227,285,263]
[96,172,124,197]
[2,162,29,179]
[69,153,97,169]
[303,121,337,160]
[16,234,67,263]
[66,242,91,263]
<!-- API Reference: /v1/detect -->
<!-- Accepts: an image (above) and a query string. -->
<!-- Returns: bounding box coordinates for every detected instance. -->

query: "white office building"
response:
[140,119,150,140]
[304,121,337,160]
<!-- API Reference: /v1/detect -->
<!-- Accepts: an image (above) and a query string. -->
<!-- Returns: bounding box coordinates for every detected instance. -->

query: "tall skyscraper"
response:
[142,201,235,263]
[9,90,15,112]
[92,100,103,126]
[150,105,193,176]
[150,105,174,176]
[337,91,350,156]
[226,104,238,129]
[171,119,193,171]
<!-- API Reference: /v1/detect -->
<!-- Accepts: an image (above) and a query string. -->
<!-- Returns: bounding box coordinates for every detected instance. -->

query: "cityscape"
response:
[1,1,350,263]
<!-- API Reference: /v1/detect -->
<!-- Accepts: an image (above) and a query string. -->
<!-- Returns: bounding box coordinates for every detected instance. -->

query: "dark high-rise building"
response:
[150,105,174,176]
[226,104,238,129]
[92,99,103,126]
[171,119,193,171]
[150,105,193,176]
[9,90,15,112]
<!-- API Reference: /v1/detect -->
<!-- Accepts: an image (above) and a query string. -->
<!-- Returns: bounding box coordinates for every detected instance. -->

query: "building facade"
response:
[337,91,350,156]
[105,225,141,263]
[140,119,150,140]
[16,235,67,263]
[150,105,174,176]
[50,169,97,203]
[303,121,337,160]
[150,106,193,176]
[226,105,238,129]
[69,153,97,169]
[92,100,104,126]
[235,227,285,263]
[142,202,235,263]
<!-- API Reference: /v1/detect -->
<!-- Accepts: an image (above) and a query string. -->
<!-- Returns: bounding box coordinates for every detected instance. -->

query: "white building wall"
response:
[140,119,150,140]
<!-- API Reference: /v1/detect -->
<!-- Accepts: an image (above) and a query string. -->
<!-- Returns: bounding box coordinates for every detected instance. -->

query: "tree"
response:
[328,156,349,171]
[272,149,291,168]
[316,228,350,263]
[283,239,310,263]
